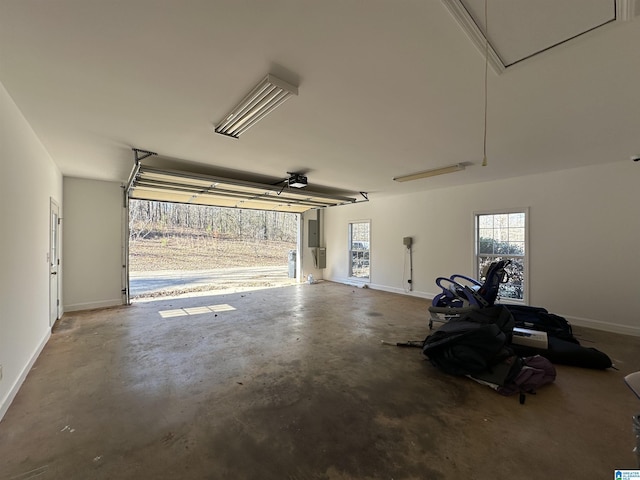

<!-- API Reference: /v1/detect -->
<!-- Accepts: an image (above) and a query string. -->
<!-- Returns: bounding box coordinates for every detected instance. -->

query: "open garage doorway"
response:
[127,200,300,301]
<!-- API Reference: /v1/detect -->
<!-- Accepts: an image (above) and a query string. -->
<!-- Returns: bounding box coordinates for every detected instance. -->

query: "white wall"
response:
[63,178,123,311]
[323,161,640,336]
[0,82,63,419]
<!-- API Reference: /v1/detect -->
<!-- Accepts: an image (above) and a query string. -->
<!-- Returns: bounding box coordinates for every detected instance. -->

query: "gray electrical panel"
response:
[308,219,319,247]
[317,247,326,269]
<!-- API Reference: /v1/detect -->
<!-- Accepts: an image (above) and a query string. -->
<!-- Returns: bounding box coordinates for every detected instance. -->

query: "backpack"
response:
[471,355,556,404]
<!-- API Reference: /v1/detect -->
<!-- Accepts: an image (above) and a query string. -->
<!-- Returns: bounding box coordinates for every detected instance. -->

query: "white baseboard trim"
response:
[0,329,51,422]
[64,298,123,312]
[367,283,435,300]
[328,276,367,287]
[564,315,640,337]
[326,276,436,300]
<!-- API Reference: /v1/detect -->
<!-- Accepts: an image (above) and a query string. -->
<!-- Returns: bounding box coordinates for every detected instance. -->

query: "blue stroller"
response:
[428,260,511,329]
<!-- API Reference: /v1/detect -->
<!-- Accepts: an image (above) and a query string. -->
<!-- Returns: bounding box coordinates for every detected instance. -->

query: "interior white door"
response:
[49,199,60,326]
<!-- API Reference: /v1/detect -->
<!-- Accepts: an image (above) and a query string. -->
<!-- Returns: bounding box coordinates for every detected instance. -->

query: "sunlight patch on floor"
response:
[159,304,236,318]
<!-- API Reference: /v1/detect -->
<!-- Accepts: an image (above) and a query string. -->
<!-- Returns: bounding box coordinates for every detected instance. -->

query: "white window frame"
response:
[348,220,370,281]
[473,208,529,304]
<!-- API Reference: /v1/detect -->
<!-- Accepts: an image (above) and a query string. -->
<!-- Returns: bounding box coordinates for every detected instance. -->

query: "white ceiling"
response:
[1,0,639,199]
[459,0,617,67]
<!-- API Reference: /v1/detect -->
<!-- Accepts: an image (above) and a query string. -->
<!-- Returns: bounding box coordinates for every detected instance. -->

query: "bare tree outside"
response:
[349,221,370,279]
[476,212,526,300]
[129,200,299,298]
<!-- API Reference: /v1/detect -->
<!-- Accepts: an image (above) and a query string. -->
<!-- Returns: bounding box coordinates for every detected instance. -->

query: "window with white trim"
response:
[349,221,370,279]
[475,210,528,302]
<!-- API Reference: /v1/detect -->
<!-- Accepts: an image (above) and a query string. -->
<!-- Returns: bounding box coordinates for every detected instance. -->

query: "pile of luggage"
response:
[422,262,613,403]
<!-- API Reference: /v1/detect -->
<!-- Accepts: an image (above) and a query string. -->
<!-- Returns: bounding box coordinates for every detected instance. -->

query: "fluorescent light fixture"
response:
[214,74,298,138]
[393,163,465,182]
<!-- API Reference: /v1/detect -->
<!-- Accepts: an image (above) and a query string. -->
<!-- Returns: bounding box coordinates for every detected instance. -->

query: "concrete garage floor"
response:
[1,282,638,479]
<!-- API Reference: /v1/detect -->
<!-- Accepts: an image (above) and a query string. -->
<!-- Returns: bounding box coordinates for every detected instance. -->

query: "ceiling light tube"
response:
[393,163,465,182]
[217,84,274,128]
[216,85,277,134]
[215,74,298,138]
[231,91,290,137]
